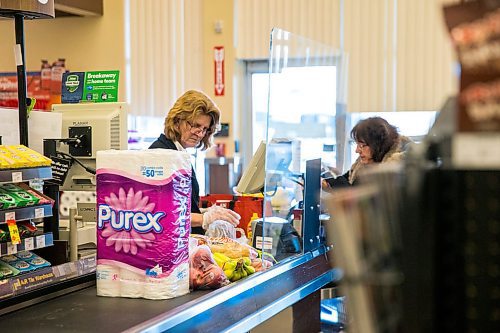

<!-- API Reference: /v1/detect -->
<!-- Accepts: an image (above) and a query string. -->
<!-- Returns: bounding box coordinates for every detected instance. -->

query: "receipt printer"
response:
[251,216,302,260]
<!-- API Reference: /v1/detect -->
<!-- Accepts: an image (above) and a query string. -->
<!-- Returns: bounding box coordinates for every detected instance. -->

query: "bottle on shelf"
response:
[28,179,44,193]
[247,212,259,245]
[40,59,51,90]
[50,58,66,95]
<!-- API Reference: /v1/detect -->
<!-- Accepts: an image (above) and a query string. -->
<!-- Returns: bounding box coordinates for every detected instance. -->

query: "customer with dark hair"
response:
[324,116,413,188]
[149,90,240,234]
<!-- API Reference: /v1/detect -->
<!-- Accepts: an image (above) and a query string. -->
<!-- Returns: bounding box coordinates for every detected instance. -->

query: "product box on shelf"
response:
[0,257,96,300]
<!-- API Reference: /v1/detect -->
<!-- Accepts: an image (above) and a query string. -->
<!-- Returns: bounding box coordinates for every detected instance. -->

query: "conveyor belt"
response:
[1,249,339,332]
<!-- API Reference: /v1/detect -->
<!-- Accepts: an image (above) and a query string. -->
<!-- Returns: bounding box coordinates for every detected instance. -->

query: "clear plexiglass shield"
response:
[254,28,348,266]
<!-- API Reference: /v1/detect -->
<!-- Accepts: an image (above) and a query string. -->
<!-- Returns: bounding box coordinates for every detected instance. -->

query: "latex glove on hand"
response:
[202,205,241,230]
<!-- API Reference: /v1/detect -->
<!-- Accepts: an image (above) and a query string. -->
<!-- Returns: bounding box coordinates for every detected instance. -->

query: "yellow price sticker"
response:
[7,220,21,245]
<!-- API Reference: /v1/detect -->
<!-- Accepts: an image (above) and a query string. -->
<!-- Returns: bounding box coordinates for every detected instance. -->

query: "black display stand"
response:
[400,97,499,333]
[302,158,322,253]
[14,14,29,146]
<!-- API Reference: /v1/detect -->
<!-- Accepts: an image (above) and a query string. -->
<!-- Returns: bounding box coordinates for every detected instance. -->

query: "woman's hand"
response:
[321,178,334,192]
[202,205,241,230]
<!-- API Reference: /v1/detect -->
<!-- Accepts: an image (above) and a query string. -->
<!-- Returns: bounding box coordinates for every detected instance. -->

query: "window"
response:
[244,61,339,173]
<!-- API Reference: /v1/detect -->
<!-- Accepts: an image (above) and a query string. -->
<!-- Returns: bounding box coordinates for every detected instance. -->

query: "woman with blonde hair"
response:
[149,90,240,234]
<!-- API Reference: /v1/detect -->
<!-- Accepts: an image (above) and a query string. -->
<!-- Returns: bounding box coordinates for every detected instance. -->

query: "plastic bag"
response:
[189,243,230,290]
[205,220,248,245]
[205,220,236,238]
[191,234,259,259]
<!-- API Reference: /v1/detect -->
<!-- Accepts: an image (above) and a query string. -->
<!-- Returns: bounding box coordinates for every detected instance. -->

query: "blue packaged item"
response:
[29,256,50,269]
[15,251,35,260]
[11,260,36,273]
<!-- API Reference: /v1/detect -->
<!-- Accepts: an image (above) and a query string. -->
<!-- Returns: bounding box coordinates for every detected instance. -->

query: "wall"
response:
[235,0,460,113]
[202,0,236,156]
[0,0,126,100]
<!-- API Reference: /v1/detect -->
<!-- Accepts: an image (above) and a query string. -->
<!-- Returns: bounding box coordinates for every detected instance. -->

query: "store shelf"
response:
[0,233,54,257]
[0,166,52,184]
[0,257,96,303]
[0,204,53,224]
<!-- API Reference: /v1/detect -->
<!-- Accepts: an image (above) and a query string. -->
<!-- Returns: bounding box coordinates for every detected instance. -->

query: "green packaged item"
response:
[0,183,22,192]
[0,227,9,243]
[0,192,17,209]
[0,261,19,278]
[1,255,18,263]
[0,188,40,207]
[0,265,15,279]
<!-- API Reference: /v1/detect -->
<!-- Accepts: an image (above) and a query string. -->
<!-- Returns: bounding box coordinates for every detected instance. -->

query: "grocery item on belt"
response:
[96,149,192,300]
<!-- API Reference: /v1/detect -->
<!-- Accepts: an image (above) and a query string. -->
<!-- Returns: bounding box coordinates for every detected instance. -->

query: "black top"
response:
[325,172,353,188]
[149,134,204,234]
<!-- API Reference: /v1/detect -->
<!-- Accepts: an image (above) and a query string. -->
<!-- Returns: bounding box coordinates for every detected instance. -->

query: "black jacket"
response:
[149,134,204,234]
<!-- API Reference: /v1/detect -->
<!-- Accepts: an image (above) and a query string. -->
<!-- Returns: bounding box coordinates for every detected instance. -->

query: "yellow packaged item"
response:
[6,145,31,153]
[0,154,16,169]
[13,145,52,166]
[0,145,51,169]
[1,145,51,168]
[0,147,29,168]
[23,153,52,167]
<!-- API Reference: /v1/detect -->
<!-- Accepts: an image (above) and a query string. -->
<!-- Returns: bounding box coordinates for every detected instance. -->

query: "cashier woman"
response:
[149,90,241,234]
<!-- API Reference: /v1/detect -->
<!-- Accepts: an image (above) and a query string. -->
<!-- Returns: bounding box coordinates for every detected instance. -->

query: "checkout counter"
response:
[0,152,338,332]
[0,247,339,332]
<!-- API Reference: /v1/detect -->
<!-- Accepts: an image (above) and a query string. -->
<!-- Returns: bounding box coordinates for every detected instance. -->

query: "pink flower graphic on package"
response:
[100,187,160,255]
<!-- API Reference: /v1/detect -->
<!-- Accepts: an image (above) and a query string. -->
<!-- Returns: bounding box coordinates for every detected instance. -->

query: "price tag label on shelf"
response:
[24,237,34,251]
[7,242,17,254]
[12,171,23,183]
[5,212,15,221]
[7,220,21,245]
[35,207,44,219]
[36,235,45,248]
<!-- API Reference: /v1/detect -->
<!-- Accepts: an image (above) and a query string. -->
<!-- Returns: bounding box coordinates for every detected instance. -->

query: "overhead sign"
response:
[214,46,225,96]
